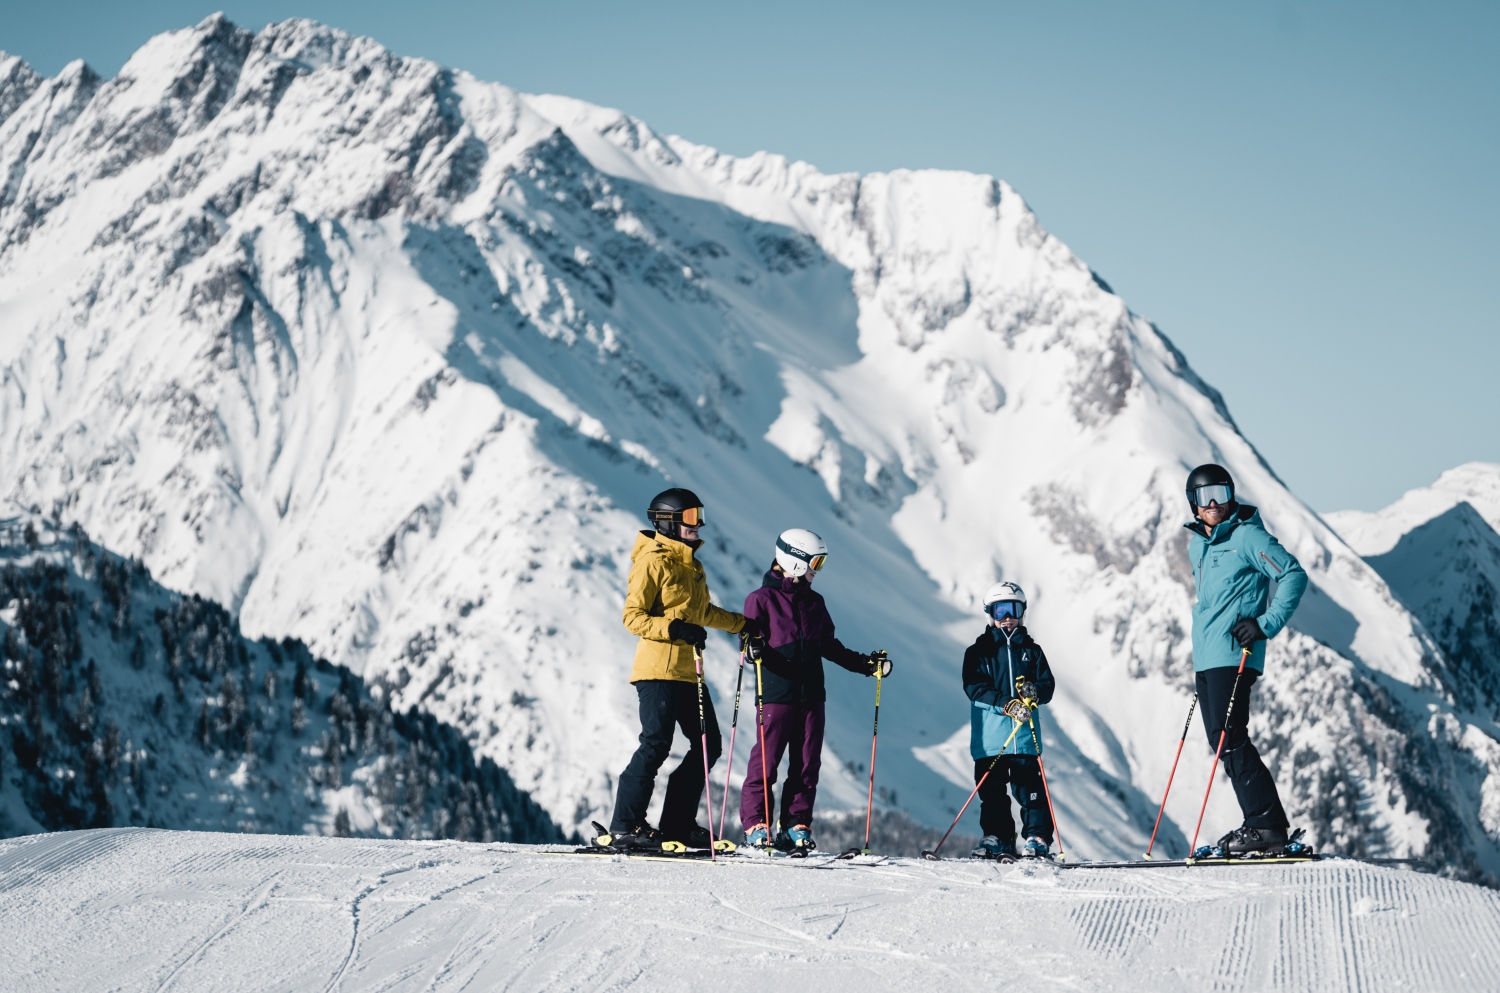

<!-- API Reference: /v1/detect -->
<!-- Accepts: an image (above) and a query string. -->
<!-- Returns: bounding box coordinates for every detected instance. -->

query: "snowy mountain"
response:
[2,16,1499,877]
[0,515,562,842]
[1328,464,1500,716]
[8,829,1500,992]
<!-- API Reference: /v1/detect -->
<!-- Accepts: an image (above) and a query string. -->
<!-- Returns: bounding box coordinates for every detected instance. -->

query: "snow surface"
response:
[3,827,1499,992]
[2,15,1499,879]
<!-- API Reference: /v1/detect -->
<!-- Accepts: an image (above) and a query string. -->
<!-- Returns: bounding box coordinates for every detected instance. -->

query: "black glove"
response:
[667,619,707,649]
[1230,616,1265,648]
[739,622,766,661]
[866,650,892,678]
[1014,678,1038,703]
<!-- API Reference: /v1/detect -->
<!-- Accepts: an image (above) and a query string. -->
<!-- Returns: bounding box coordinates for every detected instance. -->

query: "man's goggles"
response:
[1190,483,1233,508]
[988,600,1024,620]
[653,506,706,527]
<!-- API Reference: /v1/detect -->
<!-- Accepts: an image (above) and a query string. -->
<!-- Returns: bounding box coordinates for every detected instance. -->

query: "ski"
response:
[1058,853,1427,870]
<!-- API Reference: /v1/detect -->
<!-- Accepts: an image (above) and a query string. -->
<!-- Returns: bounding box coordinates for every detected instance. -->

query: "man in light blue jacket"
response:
[1185,463,1307,854]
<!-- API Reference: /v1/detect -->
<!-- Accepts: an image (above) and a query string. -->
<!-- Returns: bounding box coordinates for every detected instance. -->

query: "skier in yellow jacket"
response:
[607,487,754,850]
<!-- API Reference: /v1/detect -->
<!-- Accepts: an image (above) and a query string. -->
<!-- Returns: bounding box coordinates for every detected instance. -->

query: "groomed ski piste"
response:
[5,828,1500,992]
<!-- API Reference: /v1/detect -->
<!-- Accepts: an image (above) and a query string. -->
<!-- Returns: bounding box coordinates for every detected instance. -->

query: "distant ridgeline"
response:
[0,517,565,843]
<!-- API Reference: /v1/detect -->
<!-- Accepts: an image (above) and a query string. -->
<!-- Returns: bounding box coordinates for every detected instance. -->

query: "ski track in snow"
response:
[2,829,1499,992]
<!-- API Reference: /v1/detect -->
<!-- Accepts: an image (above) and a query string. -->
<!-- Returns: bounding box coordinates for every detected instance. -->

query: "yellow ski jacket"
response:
[623,530,746,682]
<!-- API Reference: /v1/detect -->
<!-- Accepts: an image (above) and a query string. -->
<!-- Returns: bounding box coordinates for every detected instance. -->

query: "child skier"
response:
[738,528,892,852]
[964,581,1056,859]
[608,487,754,851]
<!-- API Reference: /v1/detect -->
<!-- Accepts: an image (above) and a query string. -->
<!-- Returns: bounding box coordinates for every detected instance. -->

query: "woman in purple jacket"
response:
[739,529,892,852]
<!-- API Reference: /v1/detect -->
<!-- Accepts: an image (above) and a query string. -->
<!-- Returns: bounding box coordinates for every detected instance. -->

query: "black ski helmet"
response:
[647,487,705,539]
[1185,463,1235,511]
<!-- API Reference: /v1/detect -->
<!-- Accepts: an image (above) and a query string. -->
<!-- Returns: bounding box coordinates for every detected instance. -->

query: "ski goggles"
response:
[988,600,1024,620]
[775,536,827,571]
[678,506,705,527]
[1190,483,1234,508]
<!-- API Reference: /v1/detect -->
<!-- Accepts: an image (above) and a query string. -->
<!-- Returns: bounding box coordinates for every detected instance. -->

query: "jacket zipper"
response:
[1259,551,1283,574]
[1005,638,1016,755]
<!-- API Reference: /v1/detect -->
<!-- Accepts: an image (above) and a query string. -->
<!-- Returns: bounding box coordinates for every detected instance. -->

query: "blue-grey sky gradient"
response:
[4,1,1497,512]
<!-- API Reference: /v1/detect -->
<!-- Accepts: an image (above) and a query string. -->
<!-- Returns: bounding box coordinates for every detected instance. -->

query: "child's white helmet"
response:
[774,528,828,577]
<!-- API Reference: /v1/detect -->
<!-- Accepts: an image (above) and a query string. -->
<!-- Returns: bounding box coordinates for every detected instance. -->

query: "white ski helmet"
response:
[774,528,828,578]
[982,581,1027,617]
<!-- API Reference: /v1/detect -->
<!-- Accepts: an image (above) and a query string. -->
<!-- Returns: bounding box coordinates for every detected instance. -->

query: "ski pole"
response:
[717,649,747,840]
[1144,694,1198,859]
[1189,646,1251,857]
[923,716,1028,860]
[1028,714,1065,862]
[861,663,884,854]
[755,655,773,840]
[693,646,717,861]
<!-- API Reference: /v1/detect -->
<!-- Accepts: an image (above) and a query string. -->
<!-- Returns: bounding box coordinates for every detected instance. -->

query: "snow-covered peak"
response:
[1327,462,1500,556]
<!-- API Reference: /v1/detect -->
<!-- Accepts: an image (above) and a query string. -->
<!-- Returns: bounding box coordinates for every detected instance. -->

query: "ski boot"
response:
[971,835,1017,862]
[1216,825,1288,857]
[1021,836,1051,859]
[606,823,667,852]
[777,824,816,857]
[744,823,773,849]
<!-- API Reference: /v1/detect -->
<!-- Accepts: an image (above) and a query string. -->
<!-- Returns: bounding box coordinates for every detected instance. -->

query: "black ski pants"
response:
[610,679,721,838]
[1196,666,1289,831]
[974,755,1052,844]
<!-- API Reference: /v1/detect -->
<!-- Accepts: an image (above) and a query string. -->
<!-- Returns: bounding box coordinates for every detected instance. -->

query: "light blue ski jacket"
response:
[1186,504,1307,672]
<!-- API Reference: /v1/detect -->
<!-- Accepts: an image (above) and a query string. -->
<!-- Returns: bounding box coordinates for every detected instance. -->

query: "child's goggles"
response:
[988,600,1024,620]
[1190,483,1233,508]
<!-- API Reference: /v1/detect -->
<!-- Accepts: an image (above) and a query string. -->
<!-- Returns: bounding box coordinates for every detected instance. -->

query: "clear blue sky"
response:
[5,1,1497,512]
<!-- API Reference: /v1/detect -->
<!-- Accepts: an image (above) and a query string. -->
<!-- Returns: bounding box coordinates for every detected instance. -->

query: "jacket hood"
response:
[632,530,698,566]
[1184,503,1260,542]
[761,568,812,594]
[973,624,1033,648]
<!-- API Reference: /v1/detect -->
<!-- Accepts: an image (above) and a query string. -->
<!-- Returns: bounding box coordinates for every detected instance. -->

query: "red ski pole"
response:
[861,663,884,853]
[716,650,747,840]
[692,647,716,861]
[1028,715,1066,861]
[1144,694,1198,859]
[755,655,773,839]
[1189,646,1251,857]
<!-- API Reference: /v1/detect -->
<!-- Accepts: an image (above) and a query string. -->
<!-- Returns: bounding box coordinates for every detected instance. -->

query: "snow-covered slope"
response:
[2,16,1498,875]
[5,828,1500,992]
[0,516,562,843]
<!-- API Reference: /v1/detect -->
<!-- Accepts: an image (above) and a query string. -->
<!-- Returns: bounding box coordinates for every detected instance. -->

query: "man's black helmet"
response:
[647,488,705,539]
[1185,464,1235,511]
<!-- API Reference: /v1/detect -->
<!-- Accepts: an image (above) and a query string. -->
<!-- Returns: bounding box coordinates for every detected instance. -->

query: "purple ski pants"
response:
[739,701,825,832]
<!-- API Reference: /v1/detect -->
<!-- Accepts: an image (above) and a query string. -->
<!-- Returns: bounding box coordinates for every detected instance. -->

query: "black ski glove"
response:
[667,619,708,649]
[739,621,766,661]
[865,650,892,678]
[1230,616,1266,648]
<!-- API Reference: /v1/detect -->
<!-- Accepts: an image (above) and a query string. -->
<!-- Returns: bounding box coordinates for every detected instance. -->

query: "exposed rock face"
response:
[2,17,1497,877]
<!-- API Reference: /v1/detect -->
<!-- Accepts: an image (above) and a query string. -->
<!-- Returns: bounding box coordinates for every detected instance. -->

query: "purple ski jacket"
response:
[742,569,870,704]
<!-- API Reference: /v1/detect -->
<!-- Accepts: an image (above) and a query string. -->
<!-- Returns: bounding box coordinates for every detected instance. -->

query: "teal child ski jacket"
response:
[963,625,1055,759]
[1186,504,1307,672]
